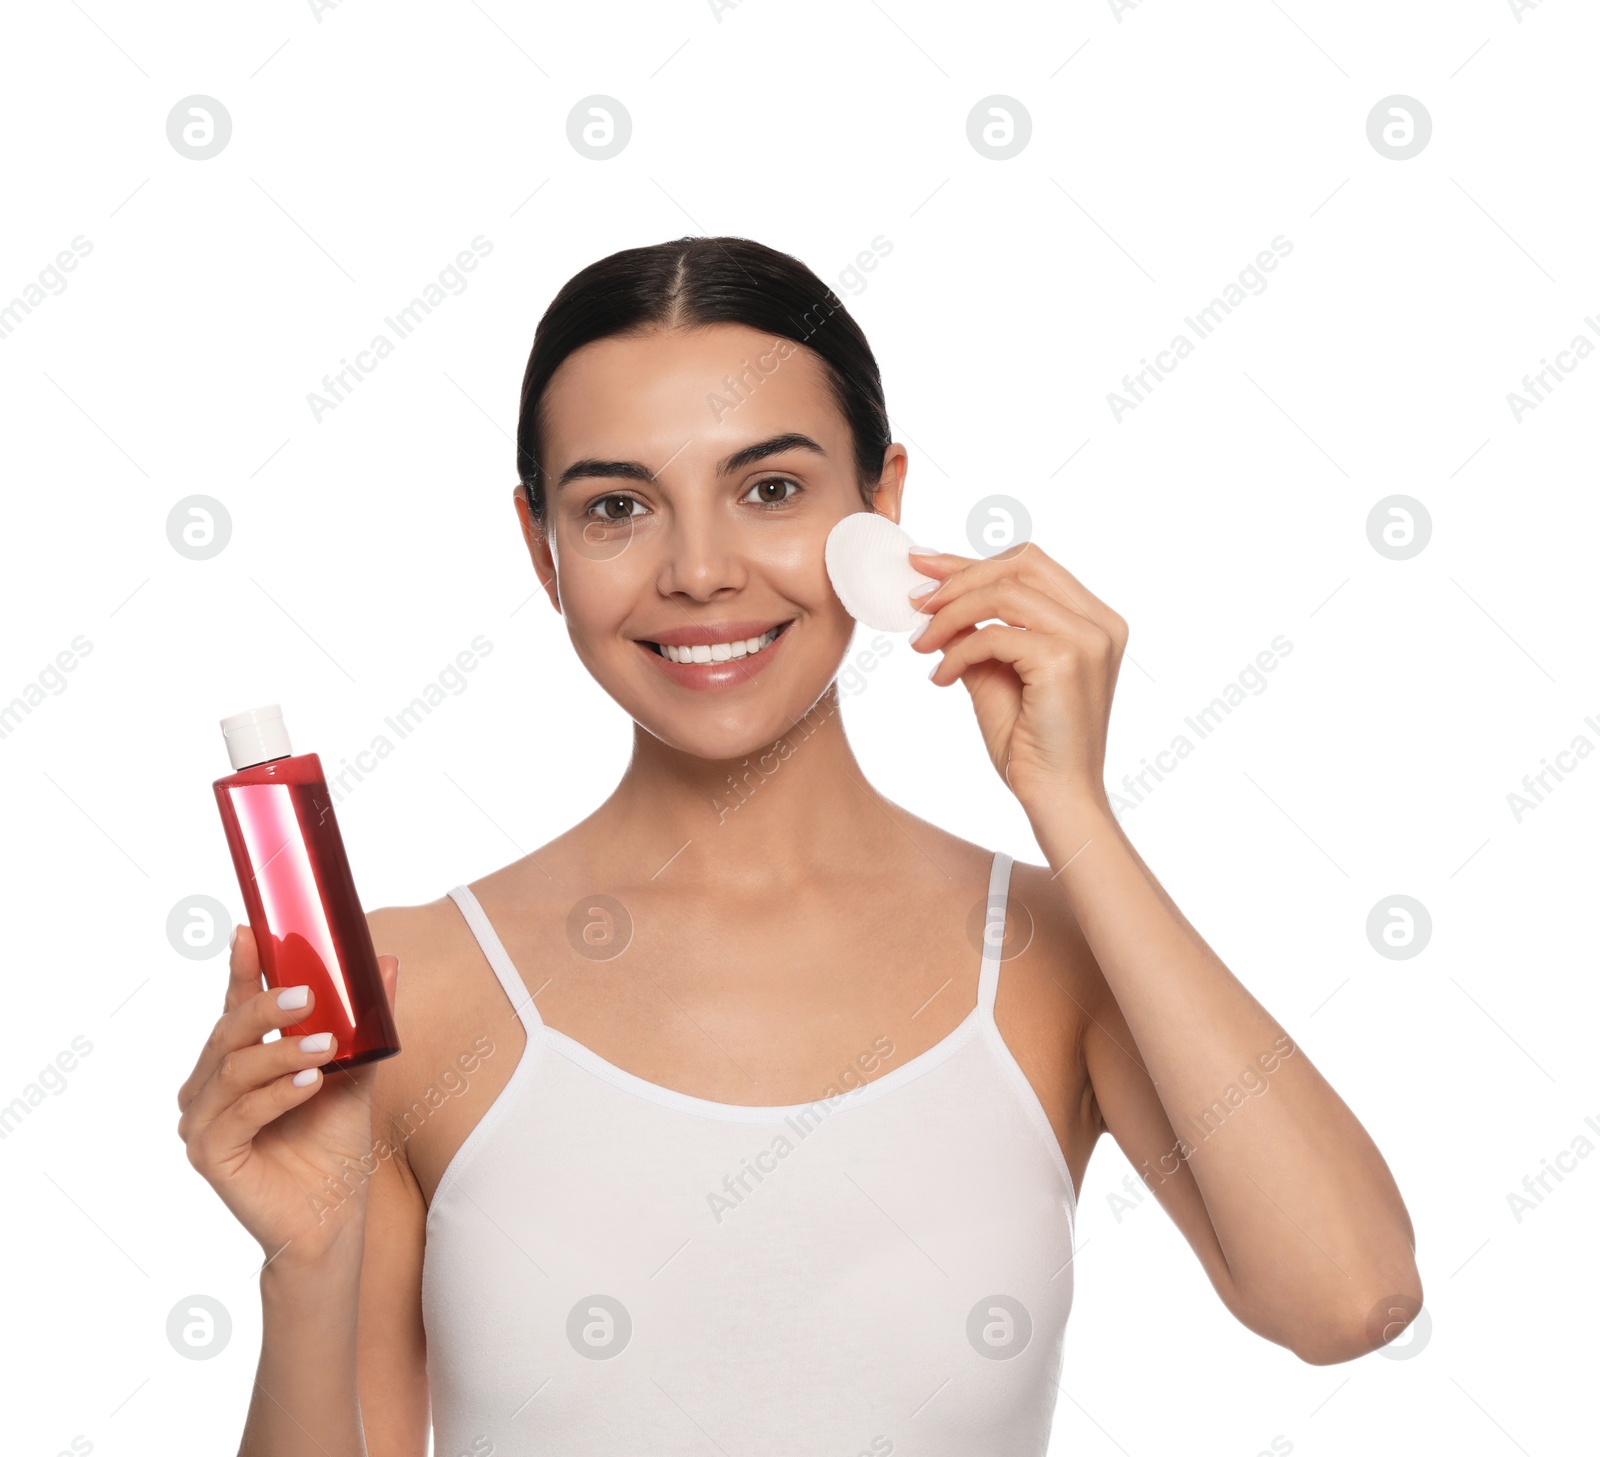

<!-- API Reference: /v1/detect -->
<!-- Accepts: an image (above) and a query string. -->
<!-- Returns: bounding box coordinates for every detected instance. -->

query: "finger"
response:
[913,543,1126,649]
[224,922,264,1016]
[378,954,399,1012]
[186,1057,338,1178]
[181,1026,341,1135]
[177,981,318,1116]
[906,548,972,577]
[928,621,1059,688]
[910,577,1085,655]
[990,541,1124,637]
[331,954,402,1099]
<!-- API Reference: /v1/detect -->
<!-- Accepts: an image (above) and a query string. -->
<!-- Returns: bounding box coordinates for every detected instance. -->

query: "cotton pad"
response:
[824,513,939,633]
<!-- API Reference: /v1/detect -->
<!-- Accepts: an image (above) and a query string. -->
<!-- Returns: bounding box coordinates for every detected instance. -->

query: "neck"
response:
[590,684,907,892]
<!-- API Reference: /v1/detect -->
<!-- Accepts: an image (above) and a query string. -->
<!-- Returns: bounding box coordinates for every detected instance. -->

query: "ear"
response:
[512,483,562,614]
[872,443,910,524]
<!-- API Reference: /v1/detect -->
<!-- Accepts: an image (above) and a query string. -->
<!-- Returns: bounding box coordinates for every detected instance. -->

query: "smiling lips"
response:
[636,619,794,686]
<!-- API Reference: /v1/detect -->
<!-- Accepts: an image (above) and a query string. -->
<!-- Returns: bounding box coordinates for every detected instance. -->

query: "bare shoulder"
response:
[363,890,525,1177]
[366,893,488,1031]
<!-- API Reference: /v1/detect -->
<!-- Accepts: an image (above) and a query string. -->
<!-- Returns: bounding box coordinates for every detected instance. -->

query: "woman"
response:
[178,236,1422,1455]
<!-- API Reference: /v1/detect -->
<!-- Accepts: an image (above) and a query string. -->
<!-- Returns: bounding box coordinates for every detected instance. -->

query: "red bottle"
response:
[213,704,400,1073]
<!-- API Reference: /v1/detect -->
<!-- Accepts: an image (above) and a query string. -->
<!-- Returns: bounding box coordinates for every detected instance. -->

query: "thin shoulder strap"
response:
[447,884,545,1035]
[976,850,1014,1021]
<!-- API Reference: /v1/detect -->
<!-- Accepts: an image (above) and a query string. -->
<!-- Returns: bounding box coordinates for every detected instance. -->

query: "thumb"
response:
[342,955,400,1095]
[378,953,400,1012]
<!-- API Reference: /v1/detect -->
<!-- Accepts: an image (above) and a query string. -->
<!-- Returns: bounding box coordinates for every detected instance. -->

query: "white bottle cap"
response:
[220,704,293,770]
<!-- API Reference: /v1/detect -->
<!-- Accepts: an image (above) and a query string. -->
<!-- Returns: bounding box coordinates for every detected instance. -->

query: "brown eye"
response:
[587,494,641,522]
[744,477,800,507]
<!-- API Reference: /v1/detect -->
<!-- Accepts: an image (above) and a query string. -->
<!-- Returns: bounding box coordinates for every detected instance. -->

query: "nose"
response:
[654,498,749,602]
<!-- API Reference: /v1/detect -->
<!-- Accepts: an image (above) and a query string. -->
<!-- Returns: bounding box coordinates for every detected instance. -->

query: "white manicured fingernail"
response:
[228,924,238,950]
[291,1068,319,1087]
[908,618,929,644]
[277,985,309,1010]
[299,1032,333,1053]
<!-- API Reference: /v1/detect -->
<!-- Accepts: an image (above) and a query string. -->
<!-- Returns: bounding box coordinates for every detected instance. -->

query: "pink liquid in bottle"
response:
[213,704,400,1073]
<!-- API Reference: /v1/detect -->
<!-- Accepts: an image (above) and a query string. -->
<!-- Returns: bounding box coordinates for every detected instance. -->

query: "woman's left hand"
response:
[907,541,1127,833]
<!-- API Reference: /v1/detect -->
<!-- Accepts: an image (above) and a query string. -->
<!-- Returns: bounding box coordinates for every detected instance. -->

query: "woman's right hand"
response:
[177,923,401,1271]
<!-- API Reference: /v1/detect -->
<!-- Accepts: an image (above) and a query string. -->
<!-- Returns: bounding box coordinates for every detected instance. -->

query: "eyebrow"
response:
[554,432,828,492]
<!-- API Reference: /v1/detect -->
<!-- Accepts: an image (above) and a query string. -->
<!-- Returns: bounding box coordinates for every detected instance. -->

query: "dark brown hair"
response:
[516,236,890,528]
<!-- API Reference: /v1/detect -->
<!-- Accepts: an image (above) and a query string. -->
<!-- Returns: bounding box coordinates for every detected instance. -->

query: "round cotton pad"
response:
[824,513,938,633]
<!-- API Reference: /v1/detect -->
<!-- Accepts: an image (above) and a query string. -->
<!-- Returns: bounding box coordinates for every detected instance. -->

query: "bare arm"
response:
[246,1238,369,1456]
[242,1042,431,1455]
[904,539,1422,1365]
[352,997,432,1454]
[178,912,429,1455]
[1033,802,1422,1364]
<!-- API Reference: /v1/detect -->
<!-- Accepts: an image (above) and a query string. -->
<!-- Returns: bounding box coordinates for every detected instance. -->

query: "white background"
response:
[2,1,1595,1454]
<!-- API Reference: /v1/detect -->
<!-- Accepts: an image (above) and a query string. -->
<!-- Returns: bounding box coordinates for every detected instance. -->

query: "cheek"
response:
[553,543,650,632]
[800,551,857,630]
[752,531,836,608]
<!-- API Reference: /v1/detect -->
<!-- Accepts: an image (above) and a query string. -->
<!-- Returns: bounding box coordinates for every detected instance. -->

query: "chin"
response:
[637,698,820,766]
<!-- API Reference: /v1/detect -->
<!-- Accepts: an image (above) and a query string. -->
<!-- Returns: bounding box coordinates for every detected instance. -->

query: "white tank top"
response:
[421,850,1078,1456]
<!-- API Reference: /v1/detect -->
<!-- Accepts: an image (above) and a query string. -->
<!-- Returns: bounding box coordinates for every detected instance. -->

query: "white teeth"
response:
[659,625,783,665]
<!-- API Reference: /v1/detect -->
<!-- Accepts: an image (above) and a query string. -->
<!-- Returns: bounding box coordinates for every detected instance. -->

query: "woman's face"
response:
[519,322,908,762]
